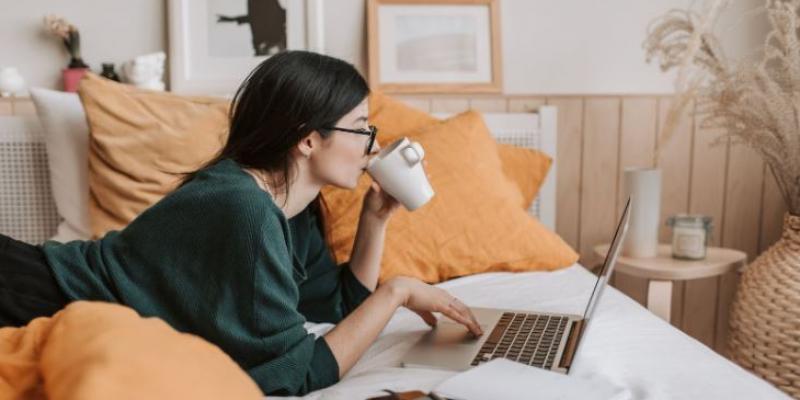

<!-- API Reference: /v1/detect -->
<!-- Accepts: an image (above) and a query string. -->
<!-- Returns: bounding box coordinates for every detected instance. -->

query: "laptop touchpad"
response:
[425,322,487,345]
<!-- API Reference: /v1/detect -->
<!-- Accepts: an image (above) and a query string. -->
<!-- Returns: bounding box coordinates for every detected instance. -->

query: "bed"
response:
[0,103,789,399]
[292,266,789,399]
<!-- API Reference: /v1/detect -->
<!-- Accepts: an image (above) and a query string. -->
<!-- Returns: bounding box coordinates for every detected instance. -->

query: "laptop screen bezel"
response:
[565,198,630,373]
[581,199,630,320]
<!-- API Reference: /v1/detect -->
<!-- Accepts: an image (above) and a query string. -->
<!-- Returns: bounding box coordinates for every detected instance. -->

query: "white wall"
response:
[501,0,765,94]
[0,0,764,94]
[0,0,166,91]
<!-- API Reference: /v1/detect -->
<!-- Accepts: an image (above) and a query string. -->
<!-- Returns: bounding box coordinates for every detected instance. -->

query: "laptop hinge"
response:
[558,319,586,370]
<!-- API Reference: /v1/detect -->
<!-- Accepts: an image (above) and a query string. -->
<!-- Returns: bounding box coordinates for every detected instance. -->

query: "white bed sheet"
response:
[283,265,789,400]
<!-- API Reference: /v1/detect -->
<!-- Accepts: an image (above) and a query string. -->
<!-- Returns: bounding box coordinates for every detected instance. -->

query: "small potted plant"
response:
[43,14,89,92]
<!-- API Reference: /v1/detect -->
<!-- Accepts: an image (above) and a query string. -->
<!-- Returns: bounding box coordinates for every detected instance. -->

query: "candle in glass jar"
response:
[666,215,712,260]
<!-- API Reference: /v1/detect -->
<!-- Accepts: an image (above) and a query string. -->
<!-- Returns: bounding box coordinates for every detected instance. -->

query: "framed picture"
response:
[168,0,325,96]
[367,0,502,94]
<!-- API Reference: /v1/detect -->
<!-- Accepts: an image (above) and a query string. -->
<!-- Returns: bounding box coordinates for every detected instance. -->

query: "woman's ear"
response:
[296,131,322,158]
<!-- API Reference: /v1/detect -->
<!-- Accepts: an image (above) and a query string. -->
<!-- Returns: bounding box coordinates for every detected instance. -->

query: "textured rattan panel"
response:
[0,116,60,244]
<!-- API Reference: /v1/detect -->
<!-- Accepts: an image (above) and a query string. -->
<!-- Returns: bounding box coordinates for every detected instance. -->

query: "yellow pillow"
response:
[78,74,229,238]
[369,92,552,208]
[321,111,578,283]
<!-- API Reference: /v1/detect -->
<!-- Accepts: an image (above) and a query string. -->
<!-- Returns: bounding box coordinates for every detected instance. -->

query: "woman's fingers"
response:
[440,306,471,327]
[425,289,482,336]
[414,310,438,327]
[440,302,482,337]
[446,298,483,336]
[451,299,481,328]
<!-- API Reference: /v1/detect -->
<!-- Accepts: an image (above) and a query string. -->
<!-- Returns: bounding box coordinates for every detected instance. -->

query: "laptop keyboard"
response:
[471,312,569,369]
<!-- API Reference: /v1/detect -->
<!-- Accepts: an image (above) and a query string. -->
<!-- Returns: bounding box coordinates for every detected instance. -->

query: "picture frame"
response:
[367,0,502,94]
[168,0,325,96]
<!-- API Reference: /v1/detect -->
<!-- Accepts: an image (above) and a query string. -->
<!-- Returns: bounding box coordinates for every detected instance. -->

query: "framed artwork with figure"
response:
[168,0,325,96]
[367,0,502,93]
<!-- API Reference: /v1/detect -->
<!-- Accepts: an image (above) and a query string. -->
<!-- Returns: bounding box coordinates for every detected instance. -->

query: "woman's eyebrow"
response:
[354,116,368,123]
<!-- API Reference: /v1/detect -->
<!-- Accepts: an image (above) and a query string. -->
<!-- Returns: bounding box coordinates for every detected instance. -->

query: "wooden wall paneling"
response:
[656,97,694,243]
[617,97,658,219]
[671,280,686,327]
[611,97,658,308]
[688,107,728,247]
[430,98,470,113]
[578,98,620,267]
[508,97,546,113]
[468,97,508,112]
[546,97,584,251]
[682,276,719,348]
[396,96,433,113]
[717,142,764,353]
[653,98,697,346]
[613,273,649,308]
[11,98,36,116]
[714,270,739,355]
[684,104,730,350]
[722,144,764,262]
[759,165,788,253]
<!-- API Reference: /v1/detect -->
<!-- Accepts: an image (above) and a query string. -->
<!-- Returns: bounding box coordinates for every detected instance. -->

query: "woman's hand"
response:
[384,276,483,337]
[361,181,402,222]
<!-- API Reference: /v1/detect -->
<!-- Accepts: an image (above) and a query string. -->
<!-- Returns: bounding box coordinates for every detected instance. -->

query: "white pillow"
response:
[29,88,91,242]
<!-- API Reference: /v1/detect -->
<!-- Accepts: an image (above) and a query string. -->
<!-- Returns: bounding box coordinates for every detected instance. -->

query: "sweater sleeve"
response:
[296,211,373,324]
[245,214,341,396]
[338,262,374,315]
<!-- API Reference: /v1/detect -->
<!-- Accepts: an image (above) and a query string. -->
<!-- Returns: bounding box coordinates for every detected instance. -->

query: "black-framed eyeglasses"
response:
[322,125,378,155]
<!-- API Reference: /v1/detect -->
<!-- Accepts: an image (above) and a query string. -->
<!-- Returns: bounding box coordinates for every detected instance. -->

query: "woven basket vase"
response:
[729,213,800,398]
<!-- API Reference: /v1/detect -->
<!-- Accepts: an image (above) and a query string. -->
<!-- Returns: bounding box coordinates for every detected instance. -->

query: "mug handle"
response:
[401,142,425,165]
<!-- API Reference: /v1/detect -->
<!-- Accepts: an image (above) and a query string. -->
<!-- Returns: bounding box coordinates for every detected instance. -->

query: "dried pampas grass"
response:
[645,0,800,215]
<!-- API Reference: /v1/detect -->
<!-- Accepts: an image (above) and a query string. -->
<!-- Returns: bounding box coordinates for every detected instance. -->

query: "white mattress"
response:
[283,265,789,399]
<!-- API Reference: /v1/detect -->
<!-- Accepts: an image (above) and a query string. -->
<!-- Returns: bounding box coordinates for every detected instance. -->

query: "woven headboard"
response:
[434,106,558,230]
[0,116,60,244]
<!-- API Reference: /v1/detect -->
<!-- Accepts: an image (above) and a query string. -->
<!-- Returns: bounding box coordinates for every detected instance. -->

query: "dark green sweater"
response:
[42,159,372,396]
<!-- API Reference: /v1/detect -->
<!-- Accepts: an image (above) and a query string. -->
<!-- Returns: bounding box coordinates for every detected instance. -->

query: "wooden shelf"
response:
[0,96,36,116]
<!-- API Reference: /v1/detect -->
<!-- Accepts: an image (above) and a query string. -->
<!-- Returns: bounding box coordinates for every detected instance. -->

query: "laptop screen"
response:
[581,197,630,321]
[563,198,630,373]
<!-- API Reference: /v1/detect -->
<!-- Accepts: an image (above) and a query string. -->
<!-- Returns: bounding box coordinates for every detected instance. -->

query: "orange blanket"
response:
[0,301,262,400]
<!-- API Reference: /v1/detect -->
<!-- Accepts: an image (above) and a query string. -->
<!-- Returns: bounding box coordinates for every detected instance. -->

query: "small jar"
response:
[666,214,713,260]
[100,63,121,82]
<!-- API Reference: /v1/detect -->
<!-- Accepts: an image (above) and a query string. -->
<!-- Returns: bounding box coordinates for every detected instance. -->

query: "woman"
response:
[0,51,482,396]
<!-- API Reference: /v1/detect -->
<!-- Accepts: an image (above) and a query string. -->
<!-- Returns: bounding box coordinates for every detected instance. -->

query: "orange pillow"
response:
[498,145,552,208]
[77,79,548,238]
[0,302,262,400]
[369,92,551,208]
[78,74,229,238]
[321,111,578,283]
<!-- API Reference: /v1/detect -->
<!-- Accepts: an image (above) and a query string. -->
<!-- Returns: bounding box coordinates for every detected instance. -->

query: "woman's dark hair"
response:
[181,50,369,233]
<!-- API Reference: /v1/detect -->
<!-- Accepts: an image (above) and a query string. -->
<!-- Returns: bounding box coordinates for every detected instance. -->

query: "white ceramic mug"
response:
[366,137,434,211]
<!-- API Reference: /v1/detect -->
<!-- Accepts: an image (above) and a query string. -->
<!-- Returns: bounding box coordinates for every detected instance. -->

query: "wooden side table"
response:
[593,244,747,322]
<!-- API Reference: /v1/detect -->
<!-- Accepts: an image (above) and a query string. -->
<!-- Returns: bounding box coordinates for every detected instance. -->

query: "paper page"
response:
[432,359,631,400]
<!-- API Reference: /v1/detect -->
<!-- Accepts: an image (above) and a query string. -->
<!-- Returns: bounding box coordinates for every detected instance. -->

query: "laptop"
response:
[401,198,630,374]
